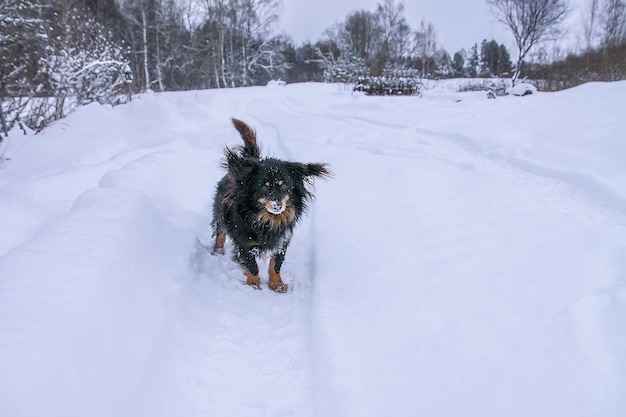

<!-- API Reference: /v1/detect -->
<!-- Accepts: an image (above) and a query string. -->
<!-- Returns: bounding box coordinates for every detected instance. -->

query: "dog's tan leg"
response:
[212,233,226,255]
[243,267,261,289]
[268,257,288,293]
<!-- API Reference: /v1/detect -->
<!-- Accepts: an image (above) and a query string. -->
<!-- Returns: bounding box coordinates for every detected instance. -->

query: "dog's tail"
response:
[232,118,261,159]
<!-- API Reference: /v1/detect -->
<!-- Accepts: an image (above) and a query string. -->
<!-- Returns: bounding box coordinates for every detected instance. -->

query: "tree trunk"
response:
[220,32,227,88]
[141,5,150,91]
[513,47,523,87]
[0,105,7,138]
[210,42,220,89]
[242,43,247,86]
[154,3,164,91]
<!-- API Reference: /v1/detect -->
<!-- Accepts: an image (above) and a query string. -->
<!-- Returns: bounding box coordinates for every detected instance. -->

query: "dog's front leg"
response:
[212,233,226,255]
[236,247,261,289]
[268,244,289,293]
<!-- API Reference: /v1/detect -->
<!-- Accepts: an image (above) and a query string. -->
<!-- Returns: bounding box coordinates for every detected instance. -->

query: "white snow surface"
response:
[1,81,625,417]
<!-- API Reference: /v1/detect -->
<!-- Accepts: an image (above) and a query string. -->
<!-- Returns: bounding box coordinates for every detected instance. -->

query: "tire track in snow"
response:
[412,127,626,238]
[242,98,338,416]
[243,97,349,416]
[279,96,408,130]
[167,253,316,417]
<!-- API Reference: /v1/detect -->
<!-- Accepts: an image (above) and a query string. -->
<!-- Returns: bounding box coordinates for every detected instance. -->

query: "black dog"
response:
[211,118,330,292]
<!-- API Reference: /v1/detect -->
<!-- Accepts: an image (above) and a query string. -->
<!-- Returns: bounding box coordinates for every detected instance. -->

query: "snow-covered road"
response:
[1,82,625,417]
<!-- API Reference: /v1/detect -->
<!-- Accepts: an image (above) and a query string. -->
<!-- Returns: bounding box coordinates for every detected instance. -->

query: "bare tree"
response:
[0,0,48,133]
[339,10,382,68]
[487,0,571,85]
[599,0,626,47]
[236,0,281,86]
[116,0,157,91]
[412,20,437,77]
[374,0,411,73]
[580,0,601,51]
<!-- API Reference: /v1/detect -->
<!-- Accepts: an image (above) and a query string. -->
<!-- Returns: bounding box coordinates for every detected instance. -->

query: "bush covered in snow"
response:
[266,79,286,87]
[508,83,538,96]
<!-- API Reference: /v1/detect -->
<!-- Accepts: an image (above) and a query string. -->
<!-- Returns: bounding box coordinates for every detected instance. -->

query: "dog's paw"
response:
[268,282,288,293]
[243,281,262,290]
[268,268,288,293]
[211,247,225,256]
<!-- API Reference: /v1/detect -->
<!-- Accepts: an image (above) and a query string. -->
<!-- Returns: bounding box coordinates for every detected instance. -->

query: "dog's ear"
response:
[289,162,332,183]
[304,163,332,179]
[223,147,258,179]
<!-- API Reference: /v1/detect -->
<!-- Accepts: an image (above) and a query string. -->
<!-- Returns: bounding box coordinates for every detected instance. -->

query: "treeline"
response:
[1,0,625,133]
[291,3,514,83]
[1,0,293,132]
[526,43,626,91]
[2,0,517,133]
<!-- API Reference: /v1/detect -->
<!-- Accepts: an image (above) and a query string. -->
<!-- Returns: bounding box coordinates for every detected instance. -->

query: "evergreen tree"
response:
[452,50,467,77]
[284,42,325,83]
[480,39,497,76]
[480,39,513,77]
[497,44,513,76]
[327,53,368,83]
[467,43,480,77]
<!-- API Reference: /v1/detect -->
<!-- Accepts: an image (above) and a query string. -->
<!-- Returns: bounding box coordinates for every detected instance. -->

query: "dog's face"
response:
[224,150,329,229]
[252,159,296,216]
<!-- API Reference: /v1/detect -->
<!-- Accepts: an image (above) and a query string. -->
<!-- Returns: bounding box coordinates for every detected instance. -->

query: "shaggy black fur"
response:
[211,118,330,292]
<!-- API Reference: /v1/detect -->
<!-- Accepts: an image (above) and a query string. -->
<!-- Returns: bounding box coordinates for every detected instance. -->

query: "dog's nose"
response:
[266,200,286,215]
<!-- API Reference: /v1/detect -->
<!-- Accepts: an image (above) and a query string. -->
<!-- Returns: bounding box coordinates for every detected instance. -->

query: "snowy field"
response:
[1,81,625,417]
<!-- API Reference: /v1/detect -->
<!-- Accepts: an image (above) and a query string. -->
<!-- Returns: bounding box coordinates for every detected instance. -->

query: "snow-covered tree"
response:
[40,4,129,118]
[324,53,368,83]
[434,49,453,78]
[0,0,47,132]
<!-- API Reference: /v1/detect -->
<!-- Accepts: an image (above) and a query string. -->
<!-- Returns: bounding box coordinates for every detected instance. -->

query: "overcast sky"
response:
[279,0,585,54]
